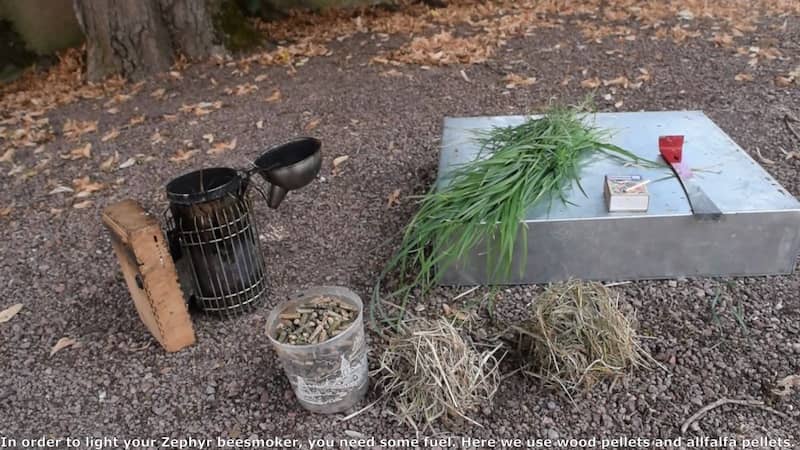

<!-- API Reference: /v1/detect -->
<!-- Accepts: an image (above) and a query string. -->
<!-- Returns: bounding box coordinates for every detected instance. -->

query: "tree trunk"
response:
[73,0,222,81]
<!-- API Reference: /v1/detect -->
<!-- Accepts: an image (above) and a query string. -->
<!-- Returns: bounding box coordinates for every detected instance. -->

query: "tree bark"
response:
[73,0,222,81]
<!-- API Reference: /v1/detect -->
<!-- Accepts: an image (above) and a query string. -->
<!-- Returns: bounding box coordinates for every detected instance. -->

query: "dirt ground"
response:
[1,1,799,448]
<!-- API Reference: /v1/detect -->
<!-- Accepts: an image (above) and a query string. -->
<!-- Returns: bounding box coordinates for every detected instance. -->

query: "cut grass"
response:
[512,280,656,395]
[372,318,504,432]
[372,106,660,328]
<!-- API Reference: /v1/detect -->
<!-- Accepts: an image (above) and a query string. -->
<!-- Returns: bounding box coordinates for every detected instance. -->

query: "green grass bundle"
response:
[373,107,655,326]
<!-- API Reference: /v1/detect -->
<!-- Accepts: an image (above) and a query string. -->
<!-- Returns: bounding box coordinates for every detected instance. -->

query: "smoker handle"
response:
[161,206,183,260]
[249,180,270,206]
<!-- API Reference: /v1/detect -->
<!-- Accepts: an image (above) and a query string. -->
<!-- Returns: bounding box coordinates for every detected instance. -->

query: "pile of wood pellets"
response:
[274,296,358,345]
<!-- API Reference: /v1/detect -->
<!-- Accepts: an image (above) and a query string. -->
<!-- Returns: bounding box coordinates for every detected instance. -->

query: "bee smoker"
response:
[165,137,322,318]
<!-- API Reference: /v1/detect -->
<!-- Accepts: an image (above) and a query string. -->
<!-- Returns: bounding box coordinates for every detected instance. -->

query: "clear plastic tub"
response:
[266,286,369,414]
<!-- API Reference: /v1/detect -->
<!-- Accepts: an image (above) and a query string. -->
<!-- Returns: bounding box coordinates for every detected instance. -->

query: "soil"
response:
[1,5,799,449]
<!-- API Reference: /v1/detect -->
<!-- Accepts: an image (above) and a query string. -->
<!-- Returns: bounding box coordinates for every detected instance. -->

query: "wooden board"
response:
[102,199,195,352]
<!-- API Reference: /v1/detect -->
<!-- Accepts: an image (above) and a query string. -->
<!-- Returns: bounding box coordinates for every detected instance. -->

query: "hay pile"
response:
[513,280,654,394]
[373,318,503,432]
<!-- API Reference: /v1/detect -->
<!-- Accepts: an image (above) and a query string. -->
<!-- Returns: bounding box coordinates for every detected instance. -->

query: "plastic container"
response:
[266,286,369,414]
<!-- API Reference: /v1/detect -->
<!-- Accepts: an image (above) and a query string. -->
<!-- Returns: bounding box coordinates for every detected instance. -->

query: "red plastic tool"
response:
[658,135,684,163]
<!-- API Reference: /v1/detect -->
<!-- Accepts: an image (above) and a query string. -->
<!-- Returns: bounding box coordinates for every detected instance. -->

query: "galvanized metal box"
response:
[437,111,800,285]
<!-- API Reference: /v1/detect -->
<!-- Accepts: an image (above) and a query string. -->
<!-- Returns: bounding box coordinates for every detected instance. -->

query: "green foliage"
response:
[372,106,658,328]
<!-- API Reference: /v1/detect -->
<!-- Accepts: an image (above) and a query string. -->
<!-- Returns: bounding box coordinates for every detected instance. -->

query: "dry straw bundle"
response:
[513,280,655,394]
[373,318,504,432]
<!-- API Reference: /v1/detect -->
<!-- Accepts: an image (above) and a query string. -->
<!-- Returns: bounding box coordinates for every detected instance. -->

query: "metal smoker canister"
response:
[166,167,267,317]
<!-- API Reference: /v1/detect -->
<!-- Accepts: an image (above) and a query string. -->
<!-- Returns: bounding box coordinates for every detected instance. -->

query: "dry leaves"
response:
[504,73,537,89]
[100,152,119,171]
[265,89,282,103]
[179,101,223,116]
[256,120,264,129]
[380,32,493,66]
[775,66,799,86]
[62,119,97,140]
[48,185,74,195]
[734,72,754,82]
[208,138,237,155]
[119,157,136,169]
[387,189,401,207]
[305,118,321,132]
[72,200,93,209]
[62,143,92,160]
[0,148,14,164]
[580,77,601,89]
[151,131,165,145]
[603,76,631,88]
[0,303,23,323]
[50,337,77,357]
[128,114,146,126]
[151,87,166,99]
[73,176,105,197]
[332,155,349,175]
[227,83,258,96]
[101,128,120,142]
[169,149,199,163]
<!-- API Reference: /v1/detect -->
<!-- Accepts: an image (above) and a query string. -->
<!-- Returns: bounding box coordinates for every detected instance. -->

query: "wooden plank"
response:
[102,199,195,352]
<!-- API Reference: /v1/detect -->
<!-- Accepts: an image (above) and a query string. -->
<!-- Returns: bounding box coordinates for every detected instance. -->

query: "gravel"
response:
[0,9,799,449]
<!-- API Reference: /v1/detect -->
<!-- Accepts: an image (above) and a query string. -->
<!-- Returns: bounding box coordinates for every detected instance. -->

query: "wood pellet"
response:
[274,296,357,345]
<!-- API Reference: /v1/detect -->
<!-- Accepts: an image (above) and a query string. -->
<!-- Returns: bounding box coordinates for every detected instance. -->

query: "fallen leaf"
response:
[775,76,794,87]
[48,185,74,195]
[151,88,166,99]
[504,73,537,88]
[151,131,165,145]
[305,118,321,132]
[734,73,754,82]
[255,74,268,82]
[62,143,92,160]
[380,69,404,77]
[50,337,76,357]
[118,157,136,169]
[207,138,237,155]
[100,152,119,171]
[63,119,98,140]
[233,83,258,96]
[0,303,23,323]
[580,77,601,89]
[202,133,215,143]
[265,89,282,102]
[772,374,800,396]
[256,120,264,129]
[169,70,183,80]
[73,176,105,196]
[107,107,119,115]
[0,148,14,164]
[332,155,349,175]
[603,76,630,88]
[101,128,120,142]
[387,189,401,206]
[169,149,198,163]
[128,115,146,126]
[73,200,93,209]
[0,205,12,217]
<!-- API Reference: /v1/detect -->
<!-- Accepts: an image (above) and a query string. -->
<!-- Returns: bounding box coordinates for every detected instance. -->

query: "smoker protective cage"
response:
[165,167,267,317]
